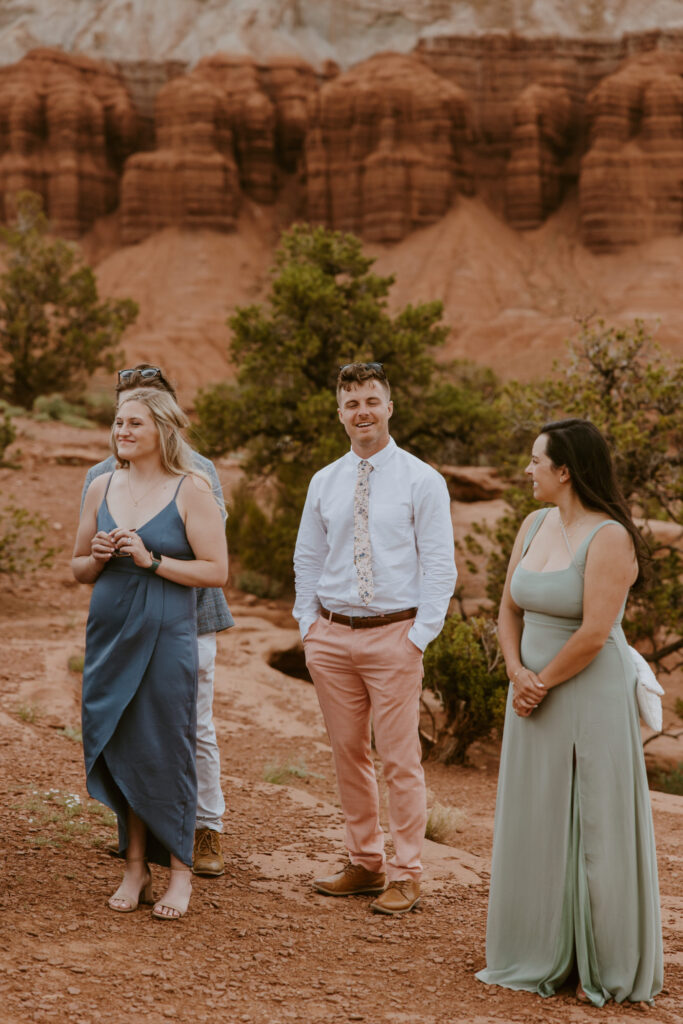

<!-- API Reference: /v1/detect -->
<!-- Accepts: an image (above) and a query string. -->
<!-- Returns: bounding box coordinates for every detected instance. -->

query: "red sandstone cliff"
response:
[580,52,683,251]
[7,34,683,252]
[120,55,320,244]
[0,49,138,238]
[304,53,473,242]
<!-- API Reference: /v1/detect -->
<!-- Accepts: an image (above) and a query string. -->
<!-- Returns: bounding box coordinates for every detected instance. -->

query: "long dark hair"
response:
[541,418,648,583]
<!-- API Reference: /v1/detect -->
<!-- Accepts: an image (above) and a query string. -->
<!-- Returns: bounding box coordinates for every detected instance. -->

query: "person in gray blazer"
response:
[81,364,234,877]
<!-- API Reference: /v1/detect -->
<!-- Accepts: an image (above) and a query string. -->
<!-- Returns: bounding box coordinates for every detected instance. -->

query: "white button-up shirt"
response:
[293,437,457,650]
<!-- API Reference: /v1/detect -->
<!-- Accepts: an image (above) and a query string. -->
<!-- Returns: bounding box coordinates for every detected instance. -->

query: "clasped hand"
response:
[512,667,546,717]
[91,528,151,568]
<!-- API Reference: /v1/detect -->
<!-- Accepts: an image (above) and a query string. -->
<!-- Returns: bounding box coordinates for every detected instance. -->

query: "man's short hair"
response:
[115,363,177,400]
[336,362,391,403]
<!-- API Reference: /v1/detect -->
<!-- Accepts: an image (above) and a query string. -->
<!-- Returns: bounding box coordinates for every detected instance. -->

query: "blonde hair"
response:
[113,388,210,487]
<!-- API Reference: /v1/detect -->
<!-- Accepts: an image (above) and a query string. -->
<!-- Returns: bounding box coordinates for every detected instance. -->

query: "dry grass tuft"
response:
[425,800,466,844]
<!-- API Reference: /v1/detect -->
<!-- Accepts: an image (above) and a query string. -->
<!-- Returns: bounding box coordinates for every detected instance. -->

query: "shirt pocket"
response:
[370,501,414,552]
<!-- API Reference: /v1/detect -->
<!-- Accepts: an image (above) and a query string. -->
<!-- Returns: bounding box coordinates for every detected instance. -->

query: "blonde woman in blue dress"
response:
[477,419,662,1006]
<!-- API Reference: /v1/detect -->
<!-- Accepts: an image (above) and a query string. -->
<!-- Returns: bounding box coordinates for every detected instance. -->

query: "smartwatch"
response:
[148,551,162,573]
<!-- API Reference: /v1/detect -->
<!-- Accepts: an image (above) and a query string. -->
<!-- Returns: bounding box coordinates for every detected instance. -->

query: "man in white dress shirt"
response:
[293,362,457,914]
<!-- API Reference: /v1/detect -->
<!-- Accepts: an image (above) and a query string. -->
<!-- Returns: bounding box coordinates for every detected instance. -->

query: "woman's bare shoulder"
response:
[186,473,212,495]
[84,471,112,501]
[590,519,633,553]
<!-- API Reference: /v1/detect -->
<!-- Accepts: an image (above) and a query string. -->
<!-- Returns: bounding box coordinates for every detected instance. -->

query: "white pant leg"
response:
[195,633,225,832]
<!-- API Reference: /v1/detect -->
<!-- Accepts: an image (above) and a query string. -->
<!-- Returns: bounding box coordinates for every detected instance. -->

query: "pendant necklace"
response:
[127,470,168,508]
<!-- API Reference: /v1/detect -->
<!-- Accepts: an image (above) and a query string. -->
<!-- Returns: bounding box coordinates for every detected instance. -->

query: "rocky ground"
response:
[0,418,681,1024]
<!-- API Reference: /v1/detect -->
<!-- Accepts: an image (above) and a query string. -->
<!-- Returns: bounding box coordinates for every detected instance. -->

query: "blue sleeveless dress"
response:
[476,509,662,1005]
[81,475,198,867]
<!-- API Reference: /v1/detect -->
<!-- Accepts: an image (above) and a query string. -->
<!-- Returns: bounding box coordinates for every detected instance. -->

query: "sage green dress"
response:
[476,510,663,1006]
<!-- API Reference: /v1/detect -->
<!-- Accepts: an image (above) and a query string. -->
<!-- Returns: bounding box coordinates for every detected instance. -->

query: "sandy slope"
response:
[85,196,683,394]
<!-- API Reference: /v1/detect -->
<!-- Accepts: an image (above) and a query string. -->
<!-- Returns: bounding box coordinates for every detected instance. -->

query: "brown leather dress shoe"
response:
[370,879,420,915]
[192,827,225,877]
[313,860,386,896]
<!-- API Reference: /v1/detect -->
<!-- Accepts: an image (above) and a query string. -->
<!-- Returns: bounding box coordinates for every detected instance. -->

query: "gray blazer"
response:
[80,452,234,635]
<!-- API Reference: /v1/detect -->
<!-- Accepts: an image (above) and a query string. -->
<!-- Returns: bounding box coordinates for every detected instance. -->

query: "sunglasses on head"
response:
[118,367,162,383]
[338,362,385,375]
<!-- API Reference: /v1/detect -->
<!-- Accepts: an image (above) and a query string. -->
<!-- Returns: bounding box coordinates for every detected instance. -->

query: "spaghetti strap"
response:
[172,475,187,500]
[103,472,115,499]
[521,508,551,557]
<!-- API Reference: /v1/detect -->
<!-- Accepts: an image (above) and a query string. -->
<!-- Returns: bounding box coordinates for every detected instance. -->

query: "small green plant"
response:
[59,725,82,743]
[87,802,117,827]
[68,653,85,673]
[16,702,41,723]
[652,763,683,796]
[675,698,683,722]
[263,759,323,785]
[0,503,56,575]
[425,801,466,844]
[15,789,113,848]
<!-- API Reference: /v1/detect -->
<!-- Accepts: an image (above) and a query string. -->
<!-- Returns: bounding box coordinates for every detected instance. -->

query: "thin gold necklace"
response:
[126,470,168,507]
[559,511,590,534]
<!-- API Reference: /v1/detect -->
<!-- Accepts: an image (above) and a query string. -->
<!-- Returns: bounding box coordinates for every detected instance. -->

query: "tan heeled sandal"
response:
[151,868,192,921]
[107,858,154,913]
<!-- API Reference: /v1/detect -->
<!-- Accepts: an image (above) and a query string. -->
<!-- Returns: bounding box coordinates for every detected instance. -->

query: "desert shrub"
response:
[80,391,116,426]
[675,698,683,722]
[423,615,508,764]
[33,393,93,428]
[0,503,56,575]
[0,191,137,408]
[235,570,284,600]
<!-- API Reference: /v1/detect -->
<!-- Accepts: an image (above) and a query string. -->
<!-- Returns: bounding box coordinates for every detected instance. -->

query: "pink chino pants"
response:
[304,615,426,882]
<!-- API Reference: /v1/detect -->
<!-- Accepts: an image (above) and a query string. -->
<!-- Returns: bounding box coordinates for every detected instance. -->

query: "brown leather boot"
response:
[370,879,420,915]
[313,860,386,896]
[192,828,225,877]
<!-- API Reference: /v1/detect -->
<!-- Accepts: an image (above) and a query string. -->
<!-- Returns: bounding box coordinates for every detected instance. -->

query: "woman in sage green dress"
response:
[476,419,662,1006]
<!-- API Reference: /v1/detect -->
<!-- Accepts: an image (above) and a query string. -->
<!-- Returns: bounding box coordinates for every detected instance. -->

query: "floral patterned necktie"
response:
[354,459,374,605]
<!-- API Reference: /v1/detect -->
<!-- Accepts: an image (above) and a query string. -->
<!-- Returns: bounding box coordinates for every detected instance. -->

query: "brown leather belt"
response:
[320,606,417,629]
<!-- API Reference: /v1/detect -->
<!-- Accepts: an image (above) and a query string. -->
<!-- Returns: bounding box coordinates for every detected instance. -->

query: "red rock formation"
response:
[304,53,473,242]
[0,48,138,236]
[120,55,320,243]
[580,52,683,251]
[121,75,240,242]
[505,84,573,229]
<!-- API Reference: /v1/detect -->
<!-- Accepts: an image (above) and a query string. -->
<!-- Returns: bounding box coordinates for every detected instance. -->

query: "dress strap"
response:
[172,474,187,499]
[573,519,622,575]
[521,508,550,556]
[103,471,115,498]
